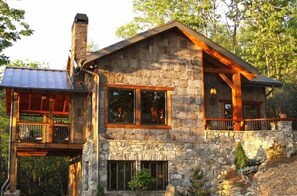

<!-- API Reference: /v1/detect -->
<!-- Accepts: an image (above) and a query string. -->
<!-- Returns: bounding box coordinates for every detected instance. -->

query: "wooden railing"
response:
[17,121,71,143]
[205,118,297,131]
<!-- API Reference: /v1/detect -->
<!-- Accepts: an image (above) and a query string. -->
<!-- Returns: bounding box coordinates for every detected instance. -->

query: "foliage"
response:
[234,142,249,170]
[0,0,33,65]
[0,89,10,186]
[187,165,211,196]
[128,168,155,191]
[97,183,105,196]
[238,0,296,82]
[18,157,68,196]
[9,59,49,69]
[116,0,225,43]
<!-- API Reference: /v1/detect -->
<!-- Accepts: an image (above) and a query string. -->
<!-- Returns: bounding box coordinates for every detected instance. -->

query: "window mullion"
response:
[136,89,141,125]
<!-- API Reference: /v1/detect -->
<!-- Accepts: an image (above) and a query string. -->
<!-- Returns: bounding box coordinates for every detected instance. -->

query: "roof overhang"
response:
[0,67,88,93]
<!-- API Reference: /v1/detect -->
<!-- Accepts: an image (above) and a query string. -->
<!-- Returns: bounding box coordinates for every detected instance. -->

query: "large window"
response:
[108,161,135,191]
[141,161,168,190]
[106,84,173,128]
[108,89,135,123]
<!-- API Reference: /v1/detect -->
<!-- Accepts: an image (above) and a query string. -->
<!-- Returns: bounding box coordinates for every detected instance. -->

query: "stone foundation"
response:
[80,121,296,195]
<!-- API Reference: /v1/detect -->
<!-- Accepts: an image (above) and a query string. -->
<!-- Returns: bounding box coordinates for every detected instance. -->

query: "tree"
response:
[187,165,211,196]
[238,0,296,81]
[116,0,224,41]
[234,142,249,170]
[128,168,155,191]
[0,0,33,65]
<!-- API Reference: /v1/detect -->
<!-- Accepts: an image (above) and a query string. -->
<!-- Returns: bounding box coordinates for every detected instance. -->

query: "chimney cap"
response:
[74,13,88,24]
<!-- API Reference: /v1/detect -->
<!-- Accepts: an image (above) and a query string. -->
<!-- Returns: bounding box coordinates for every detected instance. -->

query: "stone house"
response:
[1,13,296,196]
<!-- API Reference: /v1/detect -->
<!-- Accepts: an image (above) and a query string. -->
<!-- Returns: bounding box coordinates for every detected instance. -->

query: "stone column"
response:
[278,121,294,157]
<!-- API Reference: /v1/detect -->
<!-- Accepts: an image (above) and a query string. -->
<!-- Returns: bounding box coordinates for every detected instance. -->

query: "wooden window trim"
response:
[105,84,173,129]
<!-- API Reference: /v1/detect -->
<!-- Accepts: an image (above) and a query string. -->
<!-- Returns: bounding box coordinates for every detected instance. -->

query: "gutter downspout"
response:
[1,89,14,196]
[79,67,100,189]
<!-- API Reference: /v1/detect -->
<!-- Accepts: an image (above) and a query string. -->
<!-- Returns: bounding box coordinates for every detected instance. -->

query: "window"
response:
[108,161,135,191]
[223,102,260,119]
[106,84,173,128]
[141,91,166,125]
[108,88,135,123]
[141,161,168,190]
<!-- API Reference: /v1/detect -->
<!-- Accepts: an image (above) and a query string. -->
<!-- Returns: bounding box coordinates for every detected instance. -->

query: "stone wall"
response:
[95,121,295,195]
[96,30,204,139]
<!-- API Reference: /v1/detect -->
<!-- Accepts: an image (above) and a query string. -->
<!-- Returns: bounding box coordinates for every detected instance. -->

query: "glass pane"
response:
[109,162,117,190]
[108,89,135,123]
[125,162,132,190]
[117,163,125,189]
[141,91,166,125]
[243,104,258,118]
[157,163,164,189]
[224,103,232,119]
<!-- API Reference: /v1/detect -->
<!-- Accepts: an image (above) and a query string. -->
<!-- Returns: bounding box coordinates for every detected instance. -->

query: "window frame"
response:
[105,84,173,129]
[107,160,136,191]
[141,161,168,190]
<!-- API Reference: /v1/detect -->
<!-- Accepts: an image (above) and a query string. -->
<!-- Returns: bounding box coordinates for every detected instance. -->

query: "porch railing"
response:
[17,122,71,143]
[205,118,297,131]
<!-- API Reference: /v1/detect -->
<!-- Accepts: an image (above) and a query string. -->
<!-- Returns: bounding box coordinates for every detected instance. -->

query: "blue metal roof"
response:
[0,67,88,92]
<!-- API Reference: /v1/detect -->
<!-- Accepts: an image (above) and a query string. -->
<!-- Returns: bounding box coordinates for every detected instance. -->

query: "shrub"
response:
[234,142,249,170]
[179,164,211,196]
[97,183,105,196]
[128,168,155,191]
[189,165,211,196]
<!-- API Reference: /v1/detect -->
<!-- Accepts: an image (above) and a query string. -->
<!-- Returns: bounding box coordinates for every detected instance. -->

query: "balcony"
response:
[204,118,297,131]
[17,122,70,143]
[15,121,83,157]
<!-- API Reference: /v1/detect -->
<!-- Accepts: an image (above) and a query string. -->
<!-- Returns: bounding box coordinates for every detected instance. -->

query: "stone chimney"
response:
[69,13,88,77]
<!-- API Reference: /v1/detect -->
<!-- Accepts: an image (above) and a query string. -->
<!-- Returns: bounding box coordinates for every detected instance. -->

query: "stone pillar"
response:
[4,190,20,196]
[278,121,294,157]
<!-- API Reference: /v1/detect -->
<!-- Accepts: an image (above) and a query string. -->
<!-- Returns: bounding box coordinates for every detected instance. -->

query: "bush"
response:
[234,142,249,170]
[189,165,211,196]
[97,183,105,196]
[128,168,155,191]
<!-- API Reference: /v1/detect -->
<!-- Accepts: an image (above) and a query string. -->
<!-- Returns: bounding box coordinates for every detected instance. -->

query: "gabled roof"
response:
[0,67,88,93]
[84,20,260,78]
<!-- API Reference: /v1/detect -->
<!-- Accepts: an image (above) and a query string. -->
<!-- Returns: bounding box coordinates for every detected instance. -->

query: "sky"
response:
[4,0,134,70]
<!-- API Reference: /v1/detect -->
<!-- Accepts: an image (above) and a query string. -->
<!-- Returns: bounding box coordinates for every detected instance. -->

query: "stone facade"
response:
[93,121,295,195]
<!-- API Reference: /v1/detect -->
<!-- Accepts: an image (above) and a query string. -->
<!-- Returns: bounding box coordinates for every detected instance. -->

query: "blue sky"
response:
[4,0,134,70]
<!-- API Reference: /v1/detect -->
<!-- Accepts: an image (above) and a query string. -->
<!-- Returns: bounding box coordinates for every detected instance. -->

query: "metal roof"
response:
[0,67,88,92]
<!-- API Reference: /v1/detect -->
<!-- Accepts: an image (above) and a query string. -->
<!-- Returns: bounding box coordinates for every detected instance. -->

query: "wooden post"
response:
[9,92,19,192]
[48,97,54,143]
[42,115,47,143]
[232,73,243,131]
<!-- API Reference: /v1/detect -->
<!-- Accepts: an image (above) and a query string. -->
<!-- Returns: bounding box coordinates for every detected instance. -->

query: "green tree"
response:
[187,165,211,196]
[0,0,33,65]
[128,168,155,191]
[116,0,223,40]
[238,0,296,81]
[234,142,249,170]
[0,89,10,186]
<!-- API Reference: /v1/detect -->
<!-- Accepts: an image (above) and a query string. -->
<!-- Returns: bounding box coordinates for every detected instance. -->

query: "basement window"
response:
[141,161,168,190]
[107,161,135,191]
[106,84,173,129]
